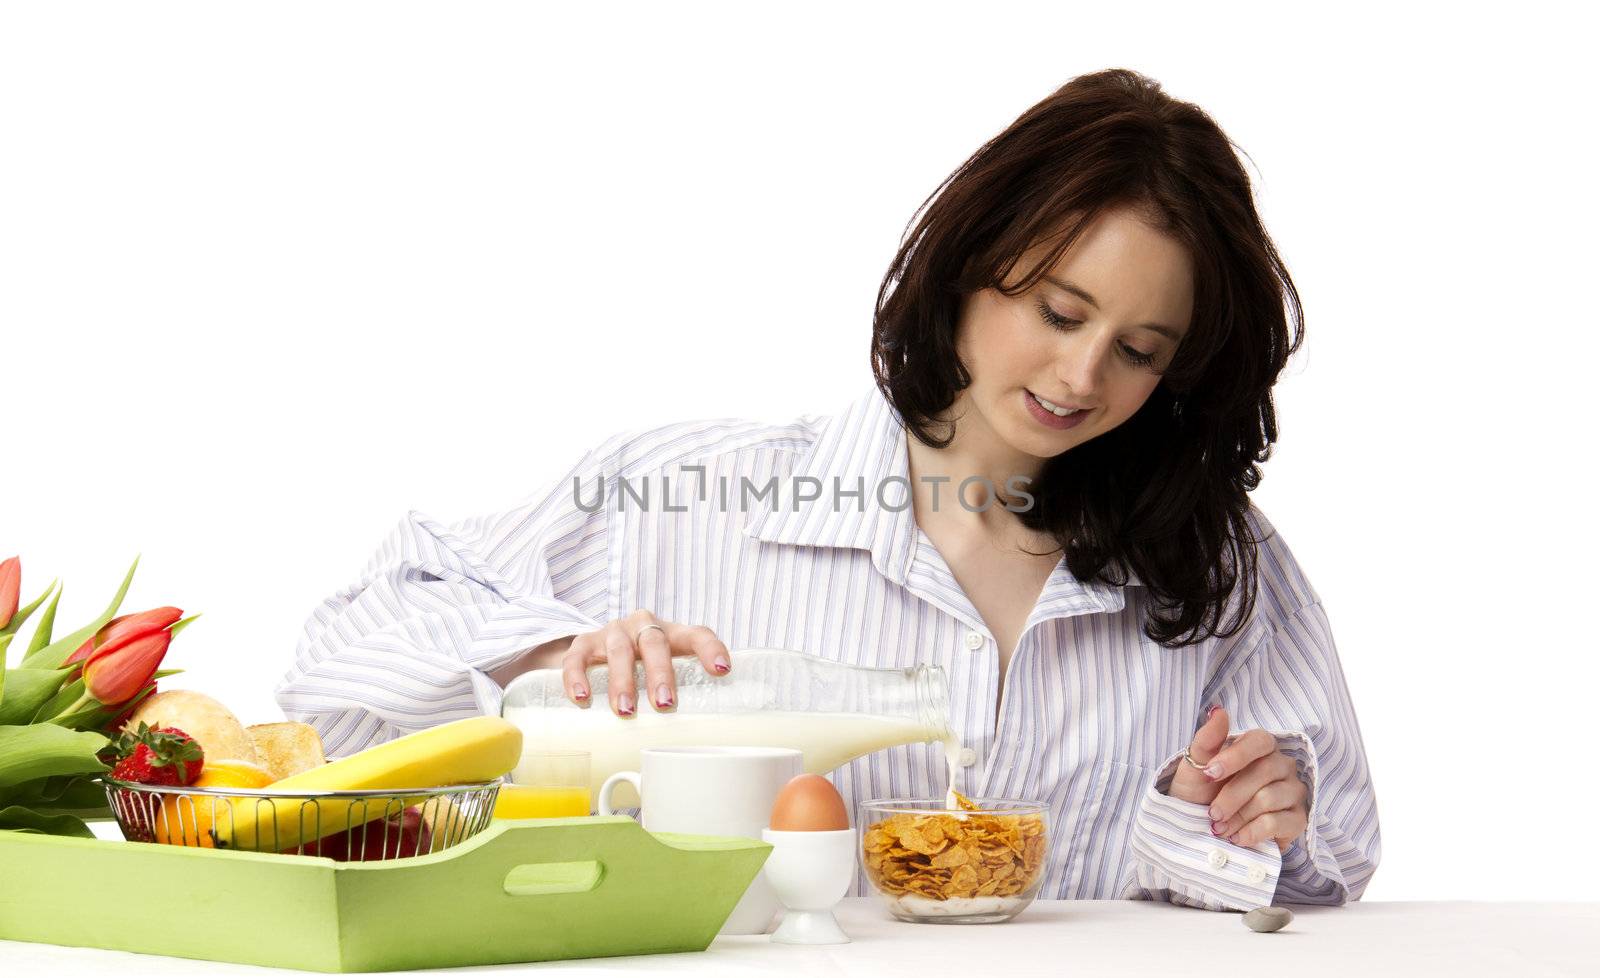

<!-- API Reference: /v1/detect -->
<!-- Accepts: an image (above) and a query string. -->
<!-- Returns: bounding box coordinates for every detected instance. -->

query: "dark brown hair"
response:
[870,67,1304,647]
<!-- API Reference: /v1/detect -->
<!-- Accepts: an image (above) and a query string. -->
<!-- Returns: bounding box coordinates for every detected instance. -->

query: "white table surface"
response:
[4,897,1596,977]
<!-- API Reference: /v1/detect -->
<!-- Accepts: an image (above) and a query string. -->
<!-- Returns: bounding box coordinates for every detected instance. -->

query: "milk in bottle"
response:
[501,648,960,808]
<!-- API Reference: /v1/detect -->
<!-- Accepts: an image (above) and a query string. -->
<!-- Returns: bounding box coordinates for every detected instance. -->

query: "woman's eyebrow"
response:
[1043,274,1184,341]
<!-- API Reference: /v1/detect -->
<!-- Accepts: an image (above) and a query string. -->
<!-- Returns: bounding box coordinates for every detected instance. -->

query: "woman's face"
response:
[953,204,1195,467]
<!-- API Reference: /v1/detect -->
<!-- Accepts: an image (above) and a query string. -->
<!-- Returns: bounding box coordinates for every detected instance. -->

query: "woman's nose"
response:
[1055,337,1112,404]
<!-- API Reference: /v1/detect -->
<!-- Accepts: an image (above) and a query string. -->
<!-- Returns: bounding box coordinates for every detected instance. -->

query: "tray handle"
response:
[503,859,605,896]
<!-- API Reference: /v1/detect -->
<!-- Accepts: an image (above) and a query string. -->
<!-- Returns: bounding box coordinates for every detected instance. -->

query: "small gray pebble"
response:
[1242,906,1293,932]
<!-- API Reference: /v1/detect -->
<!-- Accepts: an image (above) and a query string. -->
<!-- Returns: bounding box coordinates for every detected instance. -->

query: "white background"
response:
[3,1,1595,905]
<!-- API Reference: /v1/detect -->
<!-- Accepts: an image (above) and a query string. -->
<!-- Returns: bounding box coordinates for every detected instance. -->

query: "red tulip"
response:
[82,628,173,707]
[65,606,183,679]
[0,556,19,629]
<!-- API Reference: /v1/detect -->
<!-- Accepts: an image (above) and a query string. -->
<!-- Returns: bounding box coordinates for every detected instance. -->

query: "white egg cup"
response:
[760,827,856,944]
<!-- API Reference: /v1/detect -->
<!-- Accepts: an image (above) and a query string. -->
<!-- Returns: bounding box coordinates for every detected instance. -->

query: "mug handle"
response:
[597,770,641,816]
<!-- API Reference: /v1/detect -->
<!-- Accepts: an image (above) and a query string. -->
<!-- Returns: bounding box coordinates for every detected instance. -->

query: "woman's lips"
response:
[1024,389,1089,430]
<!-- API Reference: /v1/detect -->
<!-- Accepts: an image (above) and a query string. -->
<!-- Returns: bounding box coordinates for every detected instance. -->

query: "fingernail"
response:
[618,693,634,715]
[1229,834,1241,845]
[1205,704,1220,719]
[1211,820,1227,836]
[656,684,674,708]
[1203,763,1224,780]
[573,684,589,700]
[1209,805,1223,821]
[713,656,730,674]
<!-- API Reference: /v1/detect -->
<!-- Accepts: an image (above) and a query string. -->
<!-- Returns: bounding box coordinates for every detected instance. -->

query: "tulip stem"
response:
[47,692,98,725]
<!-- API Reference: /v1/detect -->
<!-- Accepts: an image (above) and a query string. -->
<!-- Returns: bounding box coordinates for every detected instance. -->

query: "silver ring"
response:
[1181,747,1208,770]
[634,622,667,644]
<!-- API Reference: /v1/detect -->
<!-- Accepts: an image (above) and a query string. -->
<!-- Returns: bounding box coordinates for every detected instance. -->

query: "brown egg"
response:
[769,773,849,831]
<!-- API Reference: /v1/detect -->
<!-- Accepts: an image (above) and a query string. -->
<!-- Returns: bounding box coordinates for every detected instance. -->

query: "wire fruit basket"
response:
[103,778,500,860]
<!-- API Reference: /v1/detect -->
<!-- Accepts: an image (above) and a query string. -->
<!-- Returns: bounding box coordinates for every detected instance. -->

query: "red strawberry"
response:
[110,723,205,786]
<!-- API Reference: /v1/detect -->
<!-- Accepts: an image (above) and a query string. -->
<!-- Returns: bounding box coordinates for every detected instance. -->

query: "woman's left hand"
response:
[1170,706,1310,854]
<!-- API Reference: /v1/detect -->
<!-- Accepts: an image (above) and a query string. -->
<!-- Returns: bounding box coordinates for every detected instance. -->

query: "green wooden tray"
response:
[0,815,772,972]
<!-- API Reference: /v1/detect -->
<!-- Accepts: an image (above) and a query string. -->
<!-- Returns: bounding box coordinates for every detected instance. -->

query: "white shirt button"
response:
[965,631,985,650]
[958,747,978,767]
[1207,849,1229,870]
[1247,865,1268,884]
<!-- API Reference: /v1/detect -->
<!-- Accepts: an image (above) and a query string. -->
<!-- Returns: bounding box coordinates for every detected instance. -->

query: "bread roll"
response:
[122,689,257,764]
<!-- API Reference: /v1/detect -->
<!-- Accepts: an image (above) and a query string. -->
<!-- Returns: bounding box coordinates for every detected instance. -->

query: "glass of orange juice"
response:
[494,750,592,819]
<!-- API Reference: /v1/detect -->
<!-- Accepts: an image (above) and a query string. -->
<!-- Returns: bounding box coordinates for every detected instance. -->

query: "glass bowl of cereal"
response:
[859,792,1049,924]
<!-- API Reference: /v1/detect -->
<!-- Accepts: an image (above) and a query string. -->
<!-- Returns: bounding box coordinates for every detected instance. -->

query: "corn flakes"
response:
[862,792,1046,900]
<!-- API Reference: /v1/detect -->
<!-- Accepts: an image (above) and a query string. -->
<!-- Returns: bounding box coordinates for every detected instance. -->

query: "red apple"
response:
[294,806,432,861]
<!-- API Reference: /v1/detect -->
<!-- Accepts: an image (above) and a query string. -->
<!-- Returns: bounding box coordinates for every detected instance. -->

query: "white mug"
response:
[598,746,803,935]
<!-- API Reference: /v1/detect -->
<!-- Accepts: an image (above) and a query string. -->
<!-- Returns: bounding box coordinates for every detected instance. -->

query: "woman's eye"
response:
[1035,299,1079,331]
[1121,345,1157,367]
[1035,299,1160,369]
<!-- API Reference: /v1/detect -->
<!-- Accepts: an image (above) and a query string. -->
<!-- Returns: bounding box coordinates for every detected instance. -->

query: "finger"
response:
[1186,705,1231,766]
[601,621,639,716]
[1215,780,1304,840]
[667,623,730,677]
[1164,706,1230,805]
[1230,807,1307,851]
[560,634,599,707]
[1213,774,1305,838]
[1197,727,1277,783]
[1207,751,1297,823]
[628,611,677,711]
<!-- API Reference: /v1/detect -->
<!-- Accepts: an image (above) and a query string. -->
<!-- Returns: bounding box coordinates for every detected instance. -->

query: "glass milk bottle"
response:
[500,648,956,806]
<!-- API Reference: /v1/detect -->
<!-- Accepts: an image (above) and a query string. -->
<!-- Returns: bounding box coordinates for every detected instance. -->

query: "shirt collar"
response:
[743,384,913,582]
[743,384,1143,603]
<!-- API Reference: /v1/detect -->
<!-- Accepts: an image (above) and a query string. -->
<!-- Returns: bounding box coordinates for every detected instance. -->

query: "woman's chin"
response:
[996,427,1066,468]
[1011,415,1084,456]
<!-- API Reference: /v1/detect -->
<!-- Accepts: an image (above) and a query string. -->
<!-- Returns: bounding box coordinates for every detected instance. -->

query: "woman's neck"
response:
[904,392,1045,532]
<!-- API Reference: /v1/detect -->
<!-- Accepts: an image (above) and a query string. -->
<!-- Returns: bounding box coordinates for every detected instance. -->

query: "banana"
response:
[209,716,522,853]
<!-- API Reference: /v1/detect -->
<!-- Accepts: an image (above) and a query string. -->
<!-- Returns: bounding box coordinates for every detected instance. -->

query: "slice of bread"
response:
[247,722,326,782]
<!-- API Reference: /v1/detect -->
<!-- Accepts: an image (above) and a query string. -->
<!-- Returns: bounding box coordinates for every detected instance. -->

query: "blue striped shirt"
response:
[276,383,1380,909]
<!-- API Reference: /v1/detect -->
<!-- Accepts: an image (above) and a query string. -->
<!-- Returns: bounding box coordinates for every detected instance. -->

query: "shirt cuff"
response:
[1132,774,1280,909]
[1130,731,1317,911]
[459,602,601,717]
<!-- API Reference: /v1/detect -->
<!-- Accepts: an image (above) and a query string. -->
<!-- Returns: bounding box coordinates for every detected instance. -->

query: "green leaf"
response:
[0,668,73,725]
[49,706,109,730]
[168,613,201,639]
[0,805,95,837]
[30,677,88,724]
[0,774,111,818]
[26,581,64,656]
[153,669,183,679]
[21,555,140,670]
[0,724,109,789]
[0,579,58,639]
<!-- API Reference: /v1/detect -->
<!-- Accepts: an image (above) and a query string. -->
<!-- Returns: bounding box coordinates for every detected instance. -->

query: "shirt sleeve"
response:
[1125,601,1381,910]
[274,446,613,757]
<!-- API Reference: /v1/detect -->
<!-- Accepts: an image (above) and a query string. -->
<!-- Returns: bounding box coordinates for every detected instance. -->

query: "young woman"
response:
[278,68,1379,911]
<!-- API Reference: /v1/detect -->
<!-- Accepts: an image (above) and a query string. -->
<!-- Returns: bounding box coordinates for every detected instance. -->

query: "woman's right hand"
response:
[557,609,731,715]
